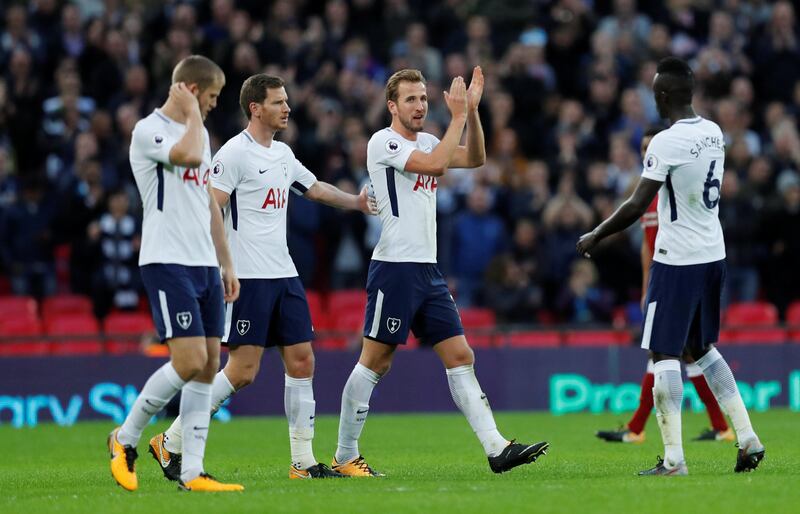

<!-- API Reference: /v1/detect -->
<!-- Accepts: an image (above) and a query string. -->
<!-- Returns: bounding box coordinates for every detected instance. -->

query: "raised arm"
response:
[403,76,467,177]
[168,83,206,167]
[449,66,486,169]
[576,177,662,257]
[304,181,378,215]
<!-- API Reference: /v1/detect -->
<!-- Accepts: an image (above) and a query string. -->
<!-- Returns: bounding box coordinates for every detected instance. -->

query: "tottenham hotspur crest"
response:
[237,320,251,336]
[387,317,401,334]
[176,312,192,330]
[282,163,288,178]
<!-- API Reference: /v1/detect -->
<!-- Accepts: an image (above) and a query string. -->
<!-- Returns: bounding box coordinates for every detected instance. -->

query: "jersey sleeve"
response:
[373,132,415,172]
[210,144,240,194]
[289,158,317,196]
[641,133,673,182]
[131,122,179,165]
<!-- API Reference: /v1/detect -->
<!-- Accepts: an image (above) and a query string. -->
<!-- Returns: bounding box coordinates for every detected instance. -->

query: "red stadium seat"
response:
[564,330,632,347]
[46,314,102,355]
[103,312,155,354]
[306,290,330,330]
[459,308,496,329]
[724,302,778,327]
[42,294,93,321]
[314,337,348,351]
[718,328,787,345]
[328,289,367,319]
[0,318,48,356]
[332,310,364,332]
[786,301,800,327]
[464,330,494,348]
[507,331,561,348]
[0,295,38,321]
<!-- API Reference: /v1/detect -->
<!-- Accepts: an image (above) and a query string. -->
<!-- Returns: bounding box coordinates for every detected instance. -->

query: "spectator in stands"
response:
[761,170,800,315]
[719,172,761,307]
[452,185,507,307]
[0,174,57,298]
[87,188,140,318]
[555,259,613,324]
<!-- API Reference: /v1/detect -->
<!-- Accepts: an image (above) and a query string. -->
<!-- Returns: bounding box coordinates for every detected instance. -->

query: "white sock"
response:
[335,363,380,463]
[179,381,212,482]
[446,364,508,457]
[684,362,703,378]
[285,375,317,470]
[164,370,235,454]
[696,348,759,446]
[653,359,684,469]
[118,362,185,447]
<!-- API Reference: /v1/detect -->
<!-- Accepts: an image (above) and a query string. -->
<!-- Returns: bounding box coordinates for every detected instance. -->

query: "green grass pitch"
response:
[1,410,797,514]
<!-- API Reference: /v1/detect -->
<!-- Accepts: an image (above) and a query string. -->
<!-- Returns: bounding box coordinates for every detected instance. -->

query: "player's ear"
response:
[387,100,397,116]
[250,102,260,119]
[187,83,201,97]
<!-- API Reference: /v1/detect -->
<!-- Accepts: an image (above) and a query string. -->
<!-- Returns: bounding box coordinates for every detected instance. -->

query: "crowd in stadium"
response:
[0,0,799,326]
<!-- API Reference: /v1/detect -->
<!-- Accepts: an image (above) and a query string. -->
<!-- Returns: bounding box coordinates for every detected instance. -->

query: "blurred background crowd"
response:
[1,0,799,327]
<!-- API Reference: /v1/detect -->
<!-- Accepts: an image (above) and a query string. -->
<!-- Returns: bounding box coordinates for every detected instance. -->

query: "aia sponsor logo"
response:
[413,174,437,192]
[182,168,210,187]
[261,187,287,209]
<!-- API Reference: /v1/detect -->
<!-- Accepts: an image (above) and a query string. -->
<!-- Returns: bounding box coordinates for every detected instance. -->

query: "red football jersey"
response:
[640,197,658,255]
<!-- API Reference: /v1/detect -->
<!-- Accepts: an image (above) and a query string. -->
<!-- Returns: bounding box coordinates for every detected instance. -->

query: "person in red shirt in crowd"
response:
[596,126,733,443]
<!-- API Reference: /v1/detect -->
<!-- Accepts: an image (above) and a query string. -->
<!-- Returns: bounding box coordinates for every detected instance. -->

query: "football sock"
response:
[653,359,684,469]
[179,381,212,483]
[285,375,317,470]
[118,362,185,447]
[685,362,729,432]
[335,363,380,463]
[446,364,508,457]
[627,360,655,434]
[163,370,236,454]
[696,348,759,445]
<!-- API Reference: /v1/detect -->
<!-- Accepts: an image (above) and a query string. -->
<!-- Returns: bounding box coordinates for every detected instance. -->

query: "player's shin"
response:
[285,375,317,470]
[163,369,236,453]
[652,359,685,469]
[118,362,186,446]
[179,381,212,483]
[446,364,508,457]
[695,348,759,445]
[335,363,380,463]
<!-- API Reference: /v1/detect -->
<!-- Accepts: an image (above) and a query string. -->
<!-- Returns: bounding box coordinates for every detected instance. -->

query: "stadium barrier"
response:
[1,344,798,428]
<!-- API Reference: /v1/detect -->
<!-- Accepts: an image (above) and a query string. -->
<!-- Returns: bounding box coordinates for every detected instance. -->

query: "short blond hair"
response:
[385,69,426,103]
[172,55,225,91]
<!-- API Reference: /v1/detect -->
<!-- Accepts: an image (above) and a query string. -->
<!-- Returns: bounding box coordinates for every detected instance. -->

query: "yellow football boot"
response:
[108,427,138,491]
[179,473,244,492]
[331,455,385,477]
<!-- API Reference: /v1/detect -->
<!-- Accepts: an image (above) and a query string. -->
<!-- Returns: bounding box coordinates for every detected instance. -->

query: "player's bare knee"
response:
[286,352,314,378]
[226,361,259,389]
[361,357,391,377]
[446,347,474,368]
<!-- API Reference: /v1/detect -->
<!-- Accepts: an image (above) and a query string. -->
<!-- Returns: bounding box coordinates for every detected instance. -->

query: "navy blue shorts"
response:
[640,260,726,357]
[363,260,464,345]
[140,264,224,342]
[223,277,314,347]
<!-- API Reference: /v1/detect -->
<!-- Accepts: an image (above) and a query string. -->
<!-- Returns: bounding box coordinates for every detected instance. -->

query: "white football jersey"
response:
[641,116,726,265]
[210,130,317,279]
[130,109,217,266]
[368,128,441,263]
